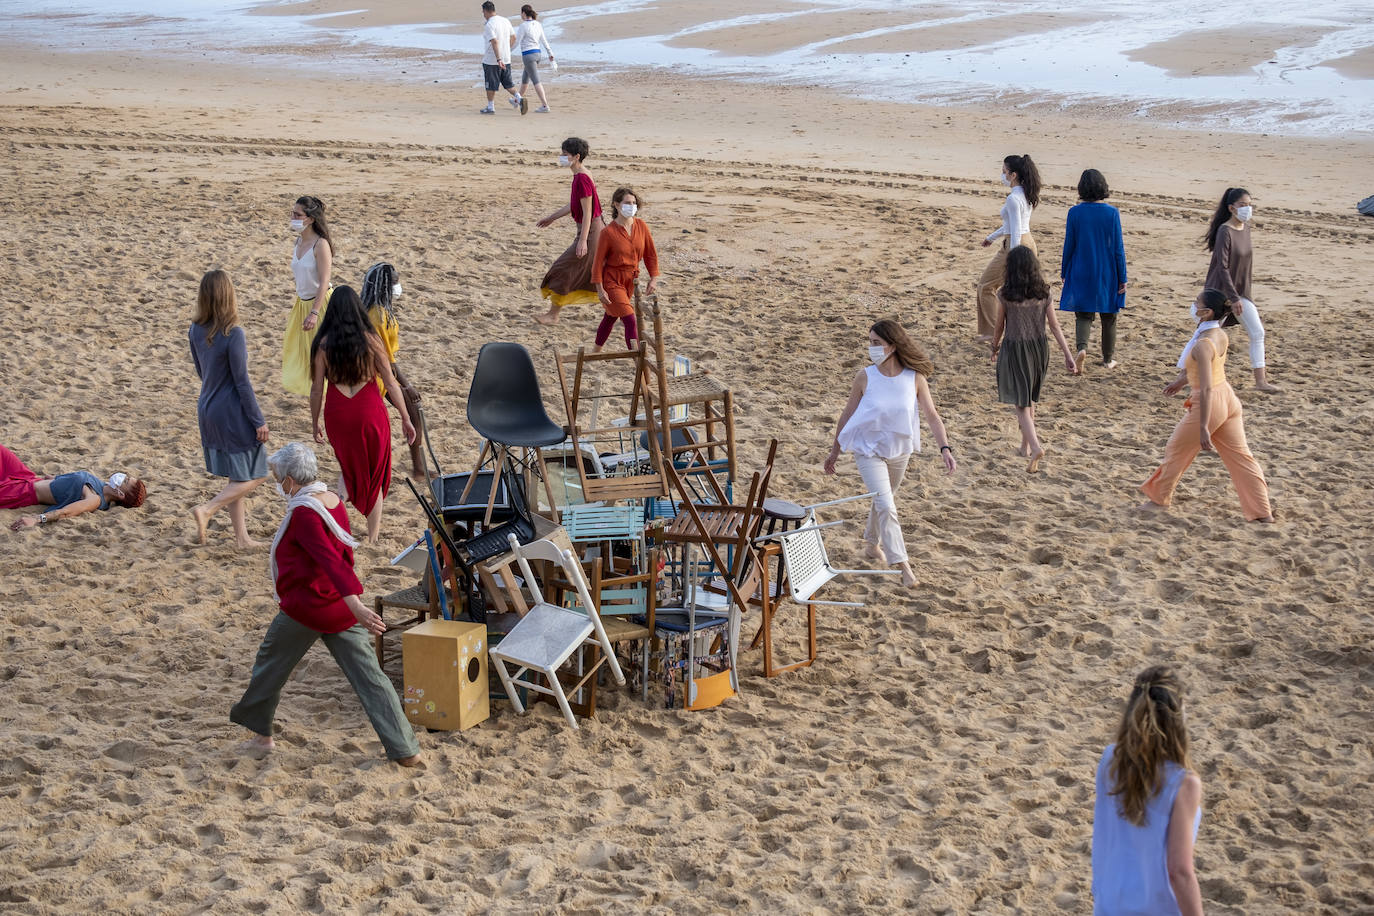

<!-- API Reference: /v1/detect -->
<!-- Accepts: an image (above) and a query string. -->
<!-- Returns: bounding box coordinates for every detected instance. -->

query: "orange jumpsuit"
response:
[1140,333,1271,520]
[591,219,659,317]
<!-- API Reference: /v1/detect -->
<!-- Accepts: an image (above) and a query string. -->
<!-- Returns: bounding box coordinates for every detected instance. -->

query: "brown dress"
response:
[540,171,604,308]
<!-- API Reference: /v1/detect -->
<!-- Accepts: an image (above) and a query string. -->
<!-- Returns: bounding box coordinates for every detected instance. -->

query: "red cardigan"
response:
[274,502,362,633]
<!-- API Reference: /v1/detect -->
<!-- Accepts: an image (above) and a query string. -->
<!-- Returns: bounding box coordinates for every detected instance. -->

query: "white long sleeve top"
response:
[515,19,554,56]
[986,186,1032,248]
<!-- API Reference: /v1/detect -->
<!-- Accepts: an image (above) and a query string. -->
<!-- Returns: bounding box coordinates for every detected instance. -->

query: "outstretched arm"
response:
[10,488,102,530]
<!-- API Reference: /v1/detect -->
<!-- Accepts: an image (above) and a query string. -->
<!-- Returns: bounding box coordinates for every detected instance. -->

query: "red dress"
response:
[324,380,392,517]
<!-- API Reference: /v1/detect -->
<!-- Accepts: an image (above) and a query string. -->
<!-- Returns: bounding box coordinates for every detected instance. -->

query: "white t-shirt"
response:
[482,15,514,65]
[515,19,553,55]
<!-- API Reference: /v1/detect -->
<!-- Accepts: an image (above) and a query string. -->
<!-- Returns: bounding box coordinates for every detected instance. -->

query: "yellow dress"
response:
[282,288,332,396]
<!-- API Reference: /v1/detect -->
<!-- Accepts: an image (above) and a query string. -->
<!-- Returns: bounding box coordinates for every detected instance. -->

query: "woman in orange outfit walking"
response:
[590,187,660,352]
[1140,289,1273,522]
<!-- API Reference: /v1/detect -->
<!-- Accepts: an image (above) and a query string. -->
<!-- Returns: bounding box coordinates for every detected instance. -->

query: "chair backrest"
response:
[778,523,836,604]
[468,342,564,447]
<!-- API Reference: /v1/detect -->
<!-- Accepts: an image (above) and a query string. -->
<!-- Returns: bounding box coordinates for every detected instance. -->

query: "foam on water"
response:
[5,0,1372,136]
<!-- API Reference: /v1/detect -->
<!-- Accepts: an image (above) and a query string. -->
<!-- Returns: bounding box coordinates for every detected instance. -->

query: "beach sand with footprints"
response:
[1,24,1373,914]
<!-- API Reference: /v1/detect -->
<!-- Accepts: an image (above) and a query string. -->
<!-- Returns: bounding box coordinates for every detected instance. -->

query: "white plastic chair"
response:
[757,493,903,608]
[487,534,625,729]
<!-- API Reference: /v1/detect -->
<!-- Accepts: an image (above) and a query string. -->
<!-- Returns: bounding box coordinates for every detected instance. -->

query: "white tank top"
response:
[291,240,321,300]
[837,365,920,459]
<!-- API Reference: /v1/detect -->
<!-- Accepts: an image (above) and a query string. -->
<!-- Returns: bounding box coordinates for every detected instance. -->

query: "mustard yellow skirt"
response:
[282,289,332,396]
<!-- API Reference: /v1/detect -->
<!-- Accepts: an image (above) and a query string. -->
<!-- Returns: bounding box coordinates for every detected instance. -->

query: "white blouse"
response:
[837,366,921,459]
[515,19,554,56]
[986,186,1032,248]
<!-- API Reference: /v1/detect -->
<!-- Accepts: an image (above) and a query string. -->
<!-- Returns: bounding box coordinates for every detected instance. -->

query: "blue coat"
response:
[1058,202,1127,314]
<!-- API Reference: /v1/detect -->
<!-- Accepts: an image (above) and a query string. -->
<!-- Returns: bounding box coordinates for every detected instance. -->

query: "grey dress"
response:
[189,324,267,481]
[996,295,1051,408]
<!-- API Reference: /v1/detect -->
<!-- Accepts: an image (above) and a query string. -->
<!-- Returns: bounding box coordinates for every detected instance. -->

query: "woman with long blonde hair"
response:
[1092,666,1203,915]
[190,269,269,547]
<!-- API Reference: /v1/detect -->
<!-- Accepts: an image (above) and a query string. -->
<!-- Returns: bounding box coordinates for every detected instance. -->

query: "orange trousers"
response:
[1140,384,1271,520]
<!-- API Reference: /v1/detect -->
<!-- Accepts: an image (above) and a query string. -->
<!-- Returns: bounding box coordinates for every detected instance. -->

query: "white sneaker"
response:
[509,95,522,110]
[534,106,550,113]
[479,106,495,114]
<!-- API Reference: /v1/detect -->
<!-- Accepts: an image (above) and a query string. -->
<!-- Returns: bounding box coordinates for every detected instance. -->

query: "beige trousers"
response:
[976,234,1037,336]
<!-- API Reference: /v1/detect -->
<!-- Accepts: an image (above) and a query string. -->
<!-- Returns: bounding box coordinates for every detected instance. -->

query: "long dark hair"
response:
[1000,245,1050,302]
[870,319,934,378]
[296,195,336,258]
[1204,187,1248,251]
[310,286,377,386]
[1004,154,1042,208]
[1198,287,1238,328]
[361,262,399,323]
[1109,666,1190,827]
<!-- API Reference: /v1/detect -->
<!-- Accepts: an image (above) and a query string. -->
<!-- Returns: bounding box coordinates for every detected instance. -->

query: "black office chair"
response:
[458,342,567,524]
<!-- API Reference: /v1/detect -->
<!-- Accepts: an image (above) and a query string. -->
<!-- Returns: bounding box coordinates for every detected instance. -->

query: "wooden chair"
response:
[373,530,448,665]
[487,535,625,730]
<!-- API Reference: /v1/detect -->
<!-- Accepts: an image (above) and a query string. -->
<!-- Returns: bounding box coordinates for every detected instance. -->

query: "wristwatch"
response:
[39,513,48,525]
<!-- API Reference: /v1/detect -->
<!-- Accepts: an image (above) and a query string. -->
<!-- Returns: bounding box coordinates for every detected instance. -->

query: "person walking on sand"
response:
[4,445,146,530]
[513,5,555,113]
[1204,186,1278,392]
[310,287,416,544]
[991,245,1077,473]
[1059,168,1128,373]
[1140,289,1273,522]
[478,1,522,115]
[591,187,660,352]
[231,442,421,767]
[975,154,1042,341]
[361,262,427,481]
[284,195,333,396]
[535,137,604,325]
[1092,666,1203,916]
[823,319,957,588]
[189,270,270,548]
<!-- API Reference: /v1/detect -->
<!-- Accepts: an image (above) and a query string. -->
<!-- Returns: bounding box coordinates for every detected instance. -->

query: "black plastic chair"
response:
[459,342,566,523]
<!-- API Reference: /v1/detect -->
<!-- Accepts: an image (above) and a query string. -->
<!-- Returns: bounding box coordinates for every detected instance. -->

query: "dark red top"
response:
[570,172,602,224]
[274,501,363,633]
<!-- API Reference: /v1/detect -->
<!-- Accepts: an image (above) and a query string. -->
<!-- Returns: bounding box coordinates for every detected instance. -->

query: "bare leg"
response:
[534,83,549,108]
[865,541,887,562]
[193,478,265,545]
[226,496,259,548]
[1253,367,1280,393]
[897,561,917,588]
[1016,406,1045,472]
[535,304,562,325]
[365,497,384,544]
[1075,349,1088,375]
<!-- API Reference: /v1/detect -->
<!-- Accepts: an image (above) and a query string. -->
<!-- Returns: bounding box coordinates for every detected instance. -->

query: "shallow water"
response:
[5,0,1373,136]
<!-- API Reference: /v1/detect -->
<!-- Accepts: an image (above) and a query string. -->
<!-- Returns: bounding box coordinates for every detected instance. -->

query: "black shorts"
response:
[483,63,515,92]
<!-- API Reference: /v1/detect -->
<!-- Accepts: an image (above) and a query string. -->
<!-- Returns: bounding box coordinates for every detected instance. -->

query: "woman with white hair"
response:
[230,442,420,766]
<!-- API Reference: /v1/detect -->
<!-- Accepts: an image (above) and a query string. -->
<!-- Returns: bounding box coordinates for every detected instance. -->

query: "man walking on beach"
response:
[479,1,523,115]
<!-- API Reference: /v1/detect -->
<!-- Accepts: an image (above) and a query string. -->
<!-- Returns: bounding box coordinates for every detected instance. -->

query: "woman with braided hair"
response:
[361,262,427,480]
[284,195,335,395]
[1092,666,1203,916]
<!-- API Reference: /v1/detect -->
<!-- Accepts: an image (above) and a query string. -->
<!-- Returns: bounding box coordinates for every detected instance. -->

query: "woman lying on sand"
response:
[4,444,146,530]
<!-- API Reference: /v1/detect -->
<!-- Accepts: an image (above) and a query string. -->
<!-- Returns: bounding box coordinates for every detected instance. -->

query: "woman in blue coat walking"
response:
[1059,169,1127,373]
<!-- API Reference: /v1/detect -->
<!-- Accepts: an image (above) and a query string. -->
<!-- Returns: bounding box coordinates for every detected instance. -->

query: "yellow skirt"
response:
[282,289,332,396]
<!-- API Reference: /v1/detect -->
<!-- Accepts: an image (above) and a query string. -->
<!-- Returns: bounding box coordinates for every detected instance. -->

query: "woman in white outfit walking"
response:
[513,5,555,113]
[824,319,957,588]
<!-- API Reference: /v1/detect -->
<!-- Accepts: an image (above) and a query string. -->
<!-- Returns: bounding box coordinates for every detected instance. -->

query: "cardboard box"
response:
[402,620,489,731]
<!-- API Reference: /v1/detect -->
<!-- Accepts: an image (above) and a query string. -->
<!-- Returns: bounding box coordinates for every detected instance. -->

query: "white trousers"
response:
[1236,297,1266,369]
[854,453,911,565]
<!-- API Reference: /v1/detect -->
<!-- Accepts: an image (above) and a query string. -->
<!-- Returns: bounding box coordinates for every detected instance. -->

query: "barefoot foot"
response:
[897,562,917,588]
[1016,444,1031,457]
[1027,447,1046,473]
[234,536,260,549]
[1253,382,1281,393]
[534,310,560,326]
[191,505,211,545]
[240,733,274,757]
[1103,360,1119,370]
[1074,350,1087,375]
[1134,499,1166,515]
[395,754,424,768]
[864,542,887,563]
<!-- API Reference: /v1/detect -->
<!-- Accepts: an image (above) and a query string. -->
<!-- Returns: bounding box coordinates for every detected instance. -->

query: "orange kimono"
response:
[591,219,659,317]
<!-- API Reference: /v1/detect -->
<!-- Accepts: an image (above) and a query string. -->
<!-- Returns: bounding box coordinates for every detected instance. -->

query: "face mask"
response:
[619,203,638,219]
[1000,174,1011,187]
[868,345,888,364]
[107,472,127,490]
[1234,205,1252,222]
[1190,302,1201,320]
[290,219,305,233]
[557,155,571,167]
[392,283,403,299]
[274,481,287,501]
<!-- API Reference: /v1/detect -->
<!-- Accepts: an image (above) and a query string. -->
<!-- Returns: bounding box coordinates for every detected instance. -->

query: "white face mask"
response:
[107,472,127,490]
[290,219,305,233]
[868,345,889,364]
[1000,173,1011,187]
[392,283,403,299]
[619,202,638,219]
[274,481,288,500]
[557,155,571,167]
[1190,302,1201,320]
[1234,205,1252,222]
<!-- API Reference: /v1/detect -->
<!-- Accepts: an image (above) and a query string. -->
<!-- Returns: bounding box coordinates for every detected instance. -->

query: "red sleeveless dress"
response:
[324,380,392,517]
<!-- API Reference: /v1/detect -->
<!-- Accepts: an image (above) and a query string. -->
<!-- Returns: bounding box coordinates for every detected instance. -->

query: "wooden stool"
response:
[760,497,805,596]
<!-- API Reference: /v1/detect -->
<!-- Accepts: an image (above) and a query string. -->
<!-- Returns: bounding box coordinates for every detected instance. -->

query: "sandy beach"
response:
[1,2,1373,912]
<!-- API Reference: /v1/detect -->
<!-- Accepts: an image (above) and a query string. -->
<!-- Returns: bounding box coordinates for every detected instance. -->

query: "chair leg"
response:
[492,658,525,715]
[548,668,580,730]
